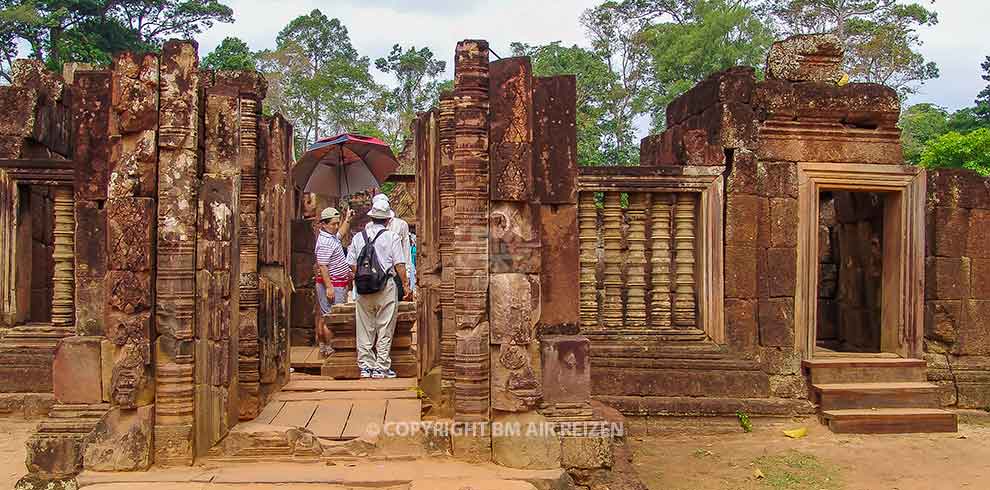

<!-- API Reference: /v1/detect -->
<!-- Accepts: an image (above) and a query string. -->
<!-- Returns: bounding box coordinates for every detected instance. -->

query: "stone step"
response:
[821,408,957,434]
[813,382,941,410]
[595,395,816,417]
[78,459,571,489]
[803,358,927,384]
[283,376,417,392]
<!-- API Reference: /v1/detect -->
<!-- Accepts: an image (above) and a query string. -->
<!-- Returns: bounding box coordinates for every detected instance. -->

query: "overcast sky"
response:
[197,0,988,112]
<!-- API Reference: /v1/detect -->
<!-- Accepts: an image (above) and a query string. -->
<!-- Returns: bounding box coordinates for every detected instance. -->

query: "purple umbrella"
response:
[292,133,399,196]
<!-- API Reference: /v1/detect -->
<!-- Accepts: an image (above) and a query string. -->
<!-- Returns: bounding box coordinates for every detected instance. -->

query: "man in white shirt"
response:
[372,193,411,300]
[346,199,411,379]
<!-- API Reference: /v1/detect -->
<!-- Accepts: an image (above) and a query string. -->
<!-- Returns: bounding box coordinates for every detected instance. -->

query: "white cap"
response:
[320,207,340,221]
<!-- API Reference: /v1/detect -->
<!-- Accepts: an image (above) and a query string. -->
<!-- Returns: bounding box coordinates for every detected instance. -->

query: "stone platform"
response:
[258,374,421,440]
[204,374,429,463]
[77,459,573,489]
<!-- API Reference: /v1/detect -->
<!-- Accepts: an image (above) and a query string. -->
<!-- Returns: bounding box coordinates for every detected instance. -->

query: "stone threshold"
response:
[77,459,571,488]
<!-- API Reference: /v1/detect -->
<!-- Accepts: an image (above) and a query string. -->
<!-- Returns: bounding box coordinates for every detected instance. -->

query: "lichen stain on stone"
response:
[210,201,232,230]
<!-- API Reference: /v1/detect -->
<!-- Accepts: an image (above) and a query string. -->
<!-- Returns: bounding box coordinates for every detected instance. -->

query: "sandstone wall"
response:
[608,46,906,415]
[925,169,990,408]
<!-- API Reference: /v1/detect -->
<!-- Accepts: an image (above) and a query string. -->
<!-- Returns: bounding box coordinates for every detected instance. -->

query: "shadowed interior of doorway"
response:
[817,190,887,354]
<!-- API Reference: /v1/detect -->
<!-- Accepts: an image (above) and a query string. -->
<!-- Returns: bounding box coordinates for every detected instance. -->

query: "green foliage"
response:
[638,0,774,131]
[511,41,617,166]
[769,0,939,97]
[202,36,256,71]
[578,1,652,165]
[736,410,753,432]
[899,103,948,164]
[374,44,446,146]
[920,128,990,176]
[517,1,775,164]
[976,56,990,123]
[257,9,382,151]
[947,107,990,134]
[0,0,233,79]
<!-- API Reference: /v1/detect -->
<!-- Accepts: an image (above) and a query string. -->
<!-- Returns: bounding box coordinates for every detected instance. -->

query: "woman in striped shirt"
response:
[315,206,354,357]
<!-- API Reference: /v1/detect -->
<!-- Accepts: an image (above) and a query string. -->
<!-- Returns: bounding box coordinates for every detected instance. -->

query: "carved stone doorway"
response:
[795,163,925,359]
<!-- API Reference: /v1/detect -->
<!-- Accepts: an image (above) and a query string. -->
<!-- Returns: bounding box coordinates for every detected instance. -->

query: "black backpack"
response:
[354,229,389,294]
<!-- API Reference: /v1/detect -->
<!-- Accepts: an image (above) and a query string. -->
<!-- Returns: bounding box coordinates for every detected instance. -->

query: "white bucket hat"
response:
[367,199,393,220]
[372,193,396,218]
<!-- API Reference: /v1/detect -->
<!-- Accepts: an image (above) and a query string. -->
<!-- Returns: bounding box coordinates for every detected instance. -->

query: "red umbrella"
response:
[292,133,399,196]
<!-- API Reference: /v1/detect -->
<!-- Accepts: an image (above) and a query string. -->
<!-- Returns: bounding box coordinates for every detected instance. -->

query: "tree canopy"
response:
[374,44,446,146]
[638,0,774,131]
[256,9,383,151]
[920,128,990,176]
[768,0,939,97]
[976,55,990,123]
[0,0,233,81]
[511,41,617,166]
[202,36,255,71]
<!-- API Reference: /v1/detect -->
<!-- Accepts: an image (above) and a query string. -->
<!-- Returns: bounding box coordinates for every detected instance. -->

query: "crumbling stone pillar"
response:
[76,51,161,473]
[488,57,541,413]
[73,70,112,336]
[437,92,457,388]
[218,72,264,420]
[193,84,241,456]
[453,40,492,423]
[154,40,200,466]
[256,113,292,404]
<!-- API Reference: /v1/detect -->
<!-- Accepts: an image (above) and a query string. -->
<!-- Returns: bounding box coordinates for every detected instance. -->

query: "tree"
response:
[0,0,233,80]
[202,36,256,71]
[511,41,618,166]
[580,1,653,165]
[636,0,774,130]
[920,128,990,176]
[257,10,381,150]
[899,103,948,164]
[976,56,990,123]
[374,44,446,147]
[768,0,939,97]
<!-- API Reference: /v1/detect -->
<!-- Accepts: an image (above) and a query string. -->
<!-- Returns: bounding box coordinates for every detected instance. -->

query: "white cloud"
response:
[198,0,600,86]
[906,0,990,110]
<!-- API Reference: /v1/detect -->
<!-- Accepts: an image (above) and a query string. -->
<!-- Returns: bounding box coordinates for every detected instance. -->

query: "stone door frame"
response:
[0,159,74,327]
[795,162,926,359]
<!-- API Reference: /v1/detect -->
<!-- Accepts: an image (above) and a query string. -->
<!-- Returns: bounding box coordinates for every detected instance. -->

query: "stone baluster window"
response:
[578,190,703,337]
[577,167,725,343]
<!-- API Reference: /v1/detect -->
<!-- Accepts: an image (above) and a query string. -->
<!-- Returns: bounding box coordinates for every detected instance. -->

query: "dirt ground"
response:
[626,411,990,490]
[0,417,38,489]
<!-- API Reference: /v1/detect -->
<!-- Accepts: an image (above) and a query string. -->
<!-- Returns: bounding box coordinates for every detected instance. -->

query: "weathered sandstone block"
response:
[766,34,845,83]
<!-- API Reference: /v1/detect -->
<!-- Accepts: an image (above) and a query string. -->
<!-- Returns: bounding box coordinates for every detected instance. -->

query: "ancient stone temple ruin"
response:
[409,34,988,441]
[0,32,989,489]
[1,41,294,487]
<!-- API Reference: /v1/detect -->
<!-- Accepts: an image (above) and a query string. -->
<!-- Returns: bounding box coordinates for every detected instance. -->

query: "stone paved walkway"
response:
[257,374,421,440]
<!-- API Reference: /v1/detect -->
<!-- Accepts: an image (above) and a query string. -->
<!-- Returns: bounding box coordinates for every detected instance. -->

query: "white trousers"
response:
[355,278,398,371]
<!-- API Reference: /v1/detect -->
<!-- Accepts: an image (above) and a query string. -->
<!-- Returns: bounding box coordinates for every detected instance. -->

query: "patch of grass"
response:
[693,447,714,458]
[958,412,990,427]
[736,410,753,433]
[752,450,842,489]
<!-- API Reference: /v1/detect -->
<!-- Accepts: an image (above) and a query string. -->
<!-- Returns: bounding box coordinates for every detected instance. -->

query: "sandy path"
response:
[628,412,990,490]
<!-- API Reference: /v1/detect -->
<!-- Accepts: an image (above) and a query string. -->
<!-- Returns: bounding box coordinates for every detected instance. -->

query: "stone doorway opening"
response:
[3,183,70,327]
[816,190,888,355]
[795,163,925,360]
